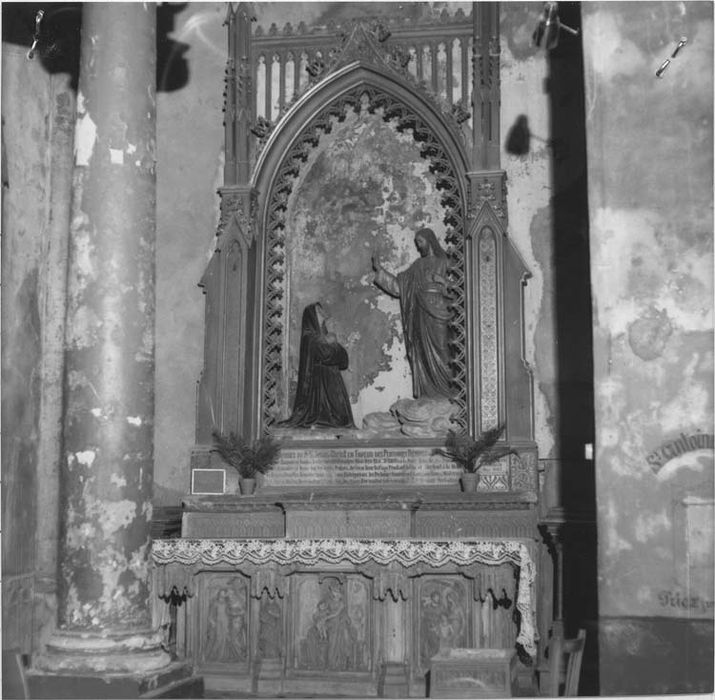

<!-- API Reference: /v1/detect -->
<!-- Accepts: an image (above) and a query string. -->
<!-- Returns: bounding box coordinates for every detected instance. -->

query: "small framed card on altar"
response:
[191,468,226,495]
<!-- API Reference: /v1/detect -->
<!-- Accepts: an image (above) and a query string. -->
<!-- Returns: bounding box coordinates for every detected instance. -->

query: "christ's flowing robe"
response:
[374,254,454,399]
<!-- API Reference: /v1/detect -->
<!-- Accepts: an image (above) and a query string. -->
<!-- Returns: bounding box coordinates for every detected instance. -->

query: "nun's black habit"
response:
[281,303,355,429]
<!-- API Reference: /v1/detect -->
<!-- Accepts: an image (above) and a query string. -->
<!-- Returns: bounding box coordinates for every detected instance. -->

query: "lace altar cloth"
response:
[152,537,537,656]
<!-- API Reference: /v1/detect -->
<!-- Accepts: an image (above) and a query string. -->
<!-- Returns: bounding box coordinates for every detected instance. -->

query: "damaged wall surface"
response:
[1,42,75,656]
[582,1,714,694]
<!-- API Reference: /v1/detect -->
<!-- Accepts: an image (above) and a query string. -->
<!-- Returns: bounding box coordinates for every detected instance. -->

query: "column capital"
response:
[466,169,508,226]
[217,185,258,244]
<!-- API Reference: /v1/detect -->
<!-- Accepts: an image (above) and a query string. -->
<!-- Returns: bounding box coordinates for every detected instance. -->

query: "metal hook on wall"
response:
[655,59,671,78]
[26,9,45,60]
[532,2,579,51]
[671,38,688,58]
[655,37,687,78]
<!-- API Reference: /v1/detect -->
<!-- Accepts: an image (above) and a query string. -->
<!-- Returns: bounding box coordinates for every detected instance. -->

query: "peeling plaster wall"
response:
[2,44,66,652]
[502,1,596,460]
[500,5,555,458]
[1,43,47,576]
[154,3,226,504]
[501,6,596,554]
[582,2,713,694]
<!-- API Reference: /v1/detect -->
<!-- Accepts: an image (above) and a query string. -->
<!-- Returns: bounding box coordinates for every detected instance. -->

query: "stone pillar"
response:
[30,4,200,697]
[35,73,76,654]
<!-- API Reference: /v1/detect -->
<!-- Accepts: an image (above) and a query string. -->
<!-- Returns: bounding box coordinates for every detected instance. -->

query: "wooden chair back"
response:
[562,629,586,696]
[547,628,586,697]
[2,650,30,699]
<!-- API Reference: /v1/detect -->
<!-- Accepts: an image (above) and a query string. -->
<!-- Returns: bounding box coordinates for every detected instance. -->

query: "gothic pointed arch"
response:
[252,62,471,430]
[252,62,470,198]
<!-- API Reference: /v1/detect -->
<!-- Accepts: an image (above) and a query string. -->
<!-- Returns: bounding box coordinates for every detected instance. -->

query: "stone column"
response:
[30,5,199,696]
[35,72,76,654]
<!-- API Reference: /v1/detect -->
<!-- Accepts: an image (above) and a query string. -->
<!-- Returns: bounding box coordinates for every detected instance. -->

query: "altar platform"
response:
[180,487,539,540]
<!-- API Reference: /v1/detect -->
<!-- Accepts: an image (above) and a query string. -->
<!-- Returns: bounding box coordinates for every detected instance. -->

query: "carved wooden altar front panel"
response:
[163,573,524,695]
[290,574,372,673]
[412,569,518,678]
[416,577,470,670]
[155,541,537,637]
[155,538,538,695]
[198,573,251,670]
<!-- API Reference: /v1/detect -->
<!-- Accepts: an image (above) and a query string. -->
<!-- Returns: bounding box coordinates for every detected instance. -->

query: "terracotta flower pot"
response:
[460,472,479,492]
[239,477,256,495]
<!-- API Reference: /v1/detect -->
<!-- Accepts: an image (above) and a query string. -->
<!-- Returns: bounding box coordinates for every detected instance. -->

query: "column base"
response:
[26,660,203,699]
[34,629,171,675]
[28,629,203,698]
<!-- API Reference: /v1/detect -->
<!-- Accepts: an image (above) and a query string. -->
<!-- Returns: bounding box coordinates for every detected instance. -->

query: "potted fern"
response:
[211,430,282,495]
[433,425,515,492]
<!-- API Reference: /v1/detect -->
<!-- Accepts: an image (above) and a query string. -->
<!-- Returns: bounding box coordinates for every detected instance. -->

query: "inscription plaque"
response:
[264,446,462,486]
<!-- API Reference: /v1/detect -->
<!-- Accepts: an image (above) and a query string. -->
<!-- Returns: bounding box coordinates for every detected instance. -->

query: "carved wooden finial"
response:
[223,3,235,26]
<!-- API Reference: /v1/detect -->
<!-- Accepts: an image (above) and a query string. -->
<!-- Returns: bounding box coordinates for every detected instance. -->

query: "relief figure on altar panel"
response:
[298,578,365,671]
[324,582,359,670]
[420,591,443,662]
[203,580,248,663]
[280,303,356,430]
[302,599,330,667]
[419,580,467,667]
[372,227,455,401]
[258,597,282,659]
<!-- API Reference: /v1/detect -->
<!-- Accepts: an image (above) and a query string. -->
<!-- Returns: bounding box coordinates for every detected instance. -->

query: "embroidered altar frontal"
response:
[153,538,536,697]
